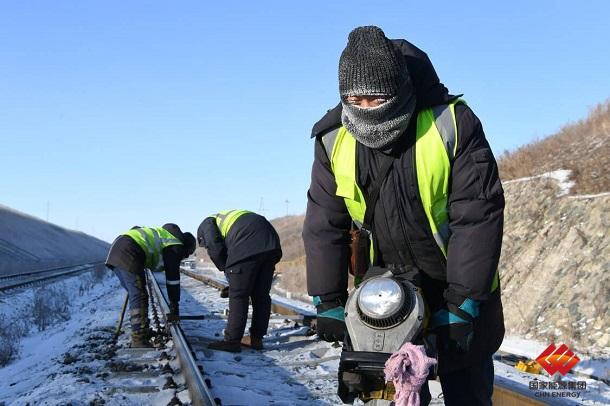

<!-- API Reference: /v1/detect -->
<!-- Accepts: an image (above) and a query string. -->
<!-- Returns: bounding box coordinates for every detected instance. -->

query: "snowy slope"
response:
[500,173,610,354]
[0,204,109,275]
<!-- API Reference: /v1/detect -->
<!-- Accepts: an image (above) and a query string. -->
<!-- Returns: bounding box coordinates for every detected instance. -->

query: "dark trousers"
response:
[224,254,276,341]
[437,355,495,406]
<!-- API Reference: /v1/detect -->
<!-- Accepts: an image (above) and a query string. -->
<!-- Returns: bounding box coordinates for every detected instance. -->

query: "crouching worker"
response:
[106,224,196,347]
[197,210,282,352]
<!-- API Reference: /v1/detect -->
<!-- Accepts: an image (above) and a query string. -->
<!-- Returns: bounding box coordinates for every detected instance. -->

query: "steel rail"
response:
[0,261,103,280]
[146,270,218,406]
[180,267,316,324]
[0,263,101,292]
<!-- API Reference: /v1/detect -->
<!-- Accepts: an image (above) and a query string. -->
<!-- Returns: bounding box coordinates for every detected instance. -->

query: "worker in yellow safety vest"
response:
[106,224,195,347]
[197,210,282,352]
[303,26,505,405]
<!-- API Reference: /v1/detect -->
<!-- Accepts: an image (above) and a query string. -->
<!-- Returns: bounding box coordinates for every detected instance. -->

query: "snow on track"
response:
[3,265,606,405]
[169,274,345,405]
[0,270,189,406]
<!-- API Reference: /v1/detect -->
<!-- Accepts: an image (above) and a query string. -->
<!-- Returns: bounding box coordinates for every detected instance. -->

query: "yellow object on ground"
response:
[515,360,542,374]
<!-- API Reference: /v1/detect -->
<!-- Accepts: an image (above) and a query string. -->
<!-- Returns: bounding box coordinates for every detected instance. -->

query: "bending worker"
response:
[197,210,282,353]
[303,26,504,405]
[106,224,196,347]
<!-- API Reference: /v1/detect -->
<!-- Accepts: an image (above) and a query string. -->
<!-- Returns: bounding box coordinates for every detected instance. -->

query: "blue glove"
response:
[430,294,480,353]
[313,295,346,342]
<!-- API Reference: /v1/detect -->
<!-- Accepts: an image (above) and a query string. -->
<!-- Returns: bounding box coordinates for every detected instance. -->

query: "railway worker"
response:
[303,26,505,405]
[197,210,282,353]
[106,224,196,347]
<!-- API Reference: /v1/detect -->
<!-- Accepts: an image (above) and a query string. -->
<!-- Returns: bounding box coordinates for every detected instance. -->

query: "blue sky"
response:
[1,1,609,242]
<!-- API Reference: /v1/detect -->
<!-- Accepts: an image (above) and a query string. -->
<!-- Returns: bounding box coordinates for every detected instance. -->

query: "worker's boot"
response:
[241,335,263,350]
[130,307,152,348]
[131,331,152,348]
[208,339,242,353]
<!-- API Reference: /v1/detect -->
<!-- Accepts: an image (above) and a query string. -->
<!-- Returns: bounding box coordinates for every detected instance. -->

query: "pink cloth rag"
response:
[384,342,437,406]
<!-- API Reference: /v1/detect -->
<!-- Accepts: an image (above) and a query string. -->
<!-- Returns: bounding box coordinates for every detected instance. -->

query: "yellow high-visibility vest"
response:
[123,226,182,271]
[214,209,251,238]
[322,100,498,292]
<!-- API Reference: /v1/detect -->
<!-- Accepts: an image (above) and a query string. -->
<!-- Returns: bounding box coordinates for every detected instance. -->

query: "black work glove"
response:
[220,286,229,298]
[167,301,180,323]
[313,294,347,342]
[430,290,480,354]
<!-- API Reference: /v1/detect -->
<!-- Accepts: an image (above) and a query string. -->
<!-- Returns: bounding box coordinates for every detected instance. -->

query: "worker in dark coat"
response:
[303,26,504,405]
[106,224,196,347]
[197,210,282,352]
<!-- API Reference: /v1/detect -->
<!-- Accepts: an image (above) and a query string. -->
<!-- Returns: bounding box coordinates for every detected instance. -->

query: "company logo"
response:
[535,344,580,376]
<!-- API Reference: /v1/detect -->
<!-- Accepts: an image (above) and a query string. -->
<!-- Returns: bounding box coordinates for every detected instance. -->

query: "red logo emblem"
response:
[535,344,580,376]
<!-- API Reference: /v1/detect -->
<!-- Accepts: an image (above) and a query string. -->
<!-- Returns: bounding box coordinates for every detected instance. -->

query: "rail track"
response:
[1,263,603,404]
[147,268,342,405]
[0,262,103,292]
[146,269,219,406]
[139,266,601,406]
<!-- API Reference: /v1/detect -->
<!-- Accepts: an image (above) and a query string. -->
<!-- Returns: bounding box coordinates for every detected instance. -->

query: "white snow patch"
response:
[568,192,610,200]
[501,335,552,359]
[503,169,575,196]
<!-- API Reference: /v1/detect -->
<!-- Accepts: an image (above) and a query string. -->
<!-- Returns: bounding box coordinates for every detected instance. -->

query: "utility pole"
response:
[285,200,290,216]
[46,201,50,222]
[258,197,265,214]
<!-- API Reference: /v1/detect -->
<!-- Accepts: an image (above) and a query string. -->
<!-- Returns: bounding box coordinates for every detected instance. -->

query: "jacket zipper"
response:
[393,166,419,268]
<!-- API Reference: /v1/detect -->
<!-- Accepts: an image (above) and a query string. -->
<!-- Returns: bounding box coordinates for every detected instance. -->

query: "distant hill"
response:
[498,100,610,194]
[0,204,110,275]
[270,215,307,299]
[271,215,305,263]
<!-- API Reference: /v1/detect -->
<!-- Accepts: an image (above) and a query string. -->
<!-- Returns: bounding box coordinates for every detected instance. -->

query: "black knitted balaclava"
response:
[339,26,416,150]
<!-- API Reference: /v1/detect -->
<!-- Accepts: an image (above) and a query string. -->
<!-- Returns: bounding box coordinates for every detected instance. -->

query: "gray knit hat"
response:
[339,26,407,97]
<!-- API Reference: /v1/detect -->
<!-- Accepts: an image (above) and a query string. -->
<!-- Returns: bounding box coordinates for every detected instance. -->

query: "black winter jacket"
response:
[197,212,282,271]
[105,224,188,303]
[303,40,505,371]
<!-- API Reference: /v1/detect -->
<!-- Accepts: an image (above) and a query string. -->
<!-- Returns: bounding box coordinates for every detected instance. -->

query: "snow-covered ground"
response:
[0,270,188,406]
[164,272,345,405]
[189,266,609,405]
[175,269,441,405]
[1,265,608,405]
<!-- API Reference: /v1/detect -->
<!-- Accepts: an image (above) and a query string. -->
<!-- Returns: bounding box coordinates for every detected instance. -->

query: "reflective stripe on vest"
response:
[123,227,183,271]
[322,100,499,293]
[215,210,251,238]
[414,102,459,258]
